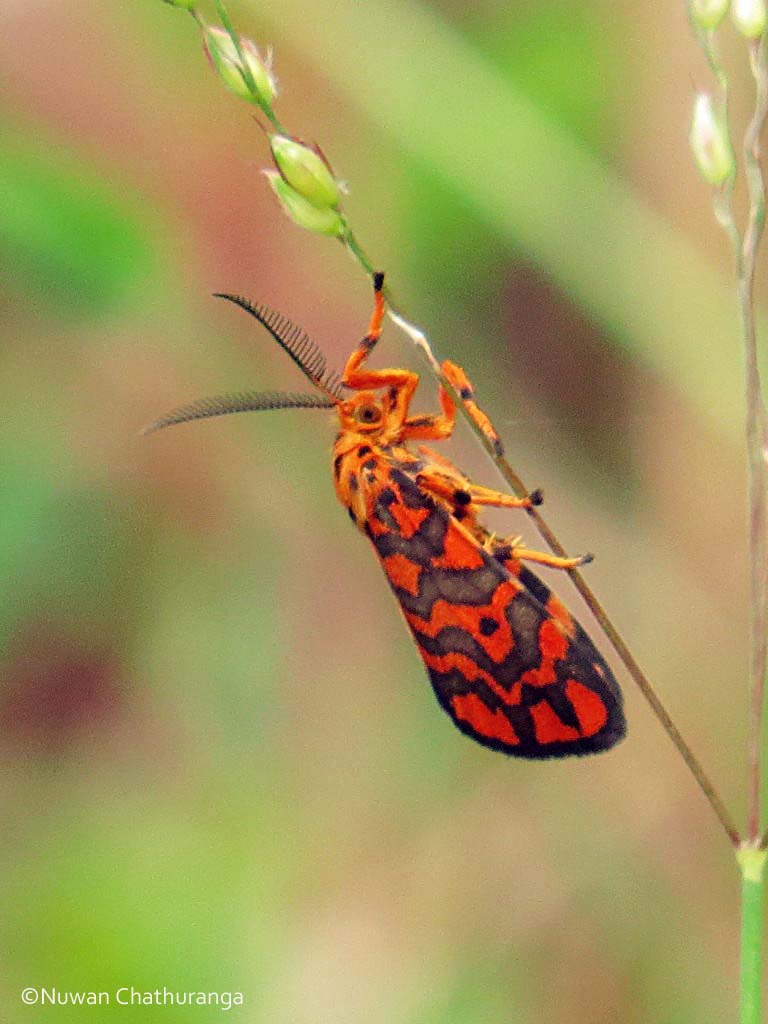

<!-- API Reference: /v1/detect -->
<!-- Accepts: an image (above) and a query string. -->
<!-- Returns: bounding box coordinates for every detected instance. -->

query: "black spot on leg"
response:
[358,446,372,457]
[493,544,513,563]
[528,488,544,506]
[453,489,472,506]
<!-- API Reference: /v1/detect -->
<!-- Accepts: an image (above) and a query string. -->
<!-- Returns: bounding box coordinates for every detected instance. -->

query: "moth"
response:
[146,274,625,757]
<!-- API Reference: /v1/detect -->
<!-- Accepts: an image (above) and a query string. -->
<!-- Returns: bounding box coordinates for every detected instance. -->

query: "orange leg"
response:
[416,469,586,569]
[441,360,504,457]
[486,533,592,571]
[341,280,505,453]
[507,545,591,570]
[468,482,543,510]
[401,359,505,451]
[341,273,418,426]
[341,272,386,387]
[415,469,540,512]
[400,379,457,441]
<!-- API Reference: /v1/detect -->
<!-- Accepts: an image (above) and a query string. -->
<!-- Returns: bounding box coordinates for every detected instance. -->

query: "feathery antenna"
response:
[142,391,336,435]
[214,293,345,400]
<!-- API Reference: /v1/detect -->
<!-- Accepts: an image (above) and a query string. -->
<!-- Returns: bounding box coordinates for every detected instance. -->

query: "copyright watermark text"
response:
[21,987,244,1011]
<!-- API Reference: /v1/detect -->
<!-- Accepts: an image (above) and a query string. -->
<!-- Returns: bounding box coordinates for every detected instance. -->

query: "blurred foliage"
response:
[463,1,625,152]
[0,125,159,317]
[406,0,623,298]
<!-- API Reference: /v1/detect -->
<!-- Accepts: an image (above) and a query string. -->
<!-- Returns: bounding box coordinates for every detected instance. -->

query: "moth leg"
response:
[341,272,385,383]
[441,360,504,456]
[418,474,570,562]
[401,358,503,445]
[342,272,407,387]
[511,546,591,570]
[342,273,419,422]
[489,535,592,571]
[481,534,580,638]
[416,471,539,512]
[400,380,456,441]
[402,355,510,445]
[468,482,544,510]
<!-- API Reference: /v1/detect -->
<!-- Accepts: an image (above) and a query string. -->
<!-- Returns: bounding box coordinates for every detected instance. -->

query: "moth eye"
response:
[356,404,382,424]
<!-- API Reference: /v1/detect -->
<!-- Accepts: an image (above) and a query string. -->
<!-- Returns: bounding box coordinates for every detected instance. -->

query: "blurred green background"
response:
[0,1,762,1021]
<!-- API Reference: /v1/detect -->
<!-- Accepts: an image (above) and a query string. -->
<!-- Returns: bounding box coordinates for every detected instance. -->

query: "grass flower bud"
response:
[203,26,277,106]
[689,0,730,29]
[689,93,735,185]
[270,135,340,210]
[732,0,767,36]
[264,171,344,237]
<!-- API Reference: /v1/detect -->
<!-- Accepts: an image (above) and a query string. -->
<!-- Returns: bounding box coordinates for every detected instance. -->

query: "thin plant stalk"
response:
[690,12,768,1022]
[693,15,768,856]
[739,33,768,1020]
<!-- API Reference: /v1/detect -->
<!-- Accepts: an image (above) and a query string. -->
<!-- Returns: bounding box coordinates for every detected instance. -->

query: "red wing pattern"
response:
[359,456,625,758]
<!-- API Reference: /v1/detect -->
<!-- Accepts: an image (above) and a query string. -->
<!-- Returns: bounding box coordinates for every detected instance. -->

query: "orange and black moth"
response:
[147,274,626,758]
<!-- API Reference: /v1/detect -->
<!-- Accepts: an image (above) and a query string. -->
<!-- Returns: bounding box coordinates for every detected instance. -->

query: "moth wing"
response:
[363,465,625,758]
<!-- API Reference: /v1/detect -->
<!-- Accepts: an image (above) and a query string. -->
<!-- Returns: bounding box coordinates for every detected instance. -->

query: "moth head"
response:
[338,392,384,434]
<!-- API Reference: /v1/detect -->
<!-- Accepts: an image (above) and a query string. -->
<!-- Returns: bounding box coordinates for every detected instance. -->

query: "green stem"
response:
[340,223,401,313]
[738,844,768,1024]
